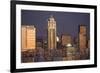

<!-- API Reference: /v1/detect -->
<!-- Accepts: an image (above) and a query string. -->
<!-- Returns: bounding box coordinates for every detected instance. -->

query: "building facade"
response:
[79,25,87,59]
[21,25,36,51]
[61,34,72,46]
[48,16,57,49]
[79,25,87,49]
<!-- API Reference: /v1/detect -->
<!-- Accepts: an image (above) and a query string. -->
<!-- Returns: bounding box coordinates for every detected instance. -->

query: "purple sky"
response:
[21,10,90,39]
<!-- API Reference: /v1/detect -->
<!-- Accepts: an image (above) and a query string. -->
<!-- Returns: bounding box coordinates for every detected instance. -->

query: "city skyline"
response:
[21,10,90,39]
[21,10,90,62]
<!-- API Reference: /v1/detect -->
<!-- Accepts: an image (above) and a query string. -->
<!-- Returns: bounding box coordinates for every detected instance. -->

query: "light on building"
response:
[66,43,72,47]
[56,36,59,42]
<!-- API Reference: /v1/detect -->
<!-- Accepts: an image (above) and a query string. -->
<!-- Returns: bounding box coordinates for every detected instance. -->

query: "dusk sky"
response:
[21,10,90,39]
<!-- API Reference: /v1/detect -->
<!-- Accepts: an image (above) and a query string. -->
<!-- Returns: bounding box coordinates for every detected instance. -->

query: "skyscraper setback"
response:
[21,25,36,51]
[48,16,57,49]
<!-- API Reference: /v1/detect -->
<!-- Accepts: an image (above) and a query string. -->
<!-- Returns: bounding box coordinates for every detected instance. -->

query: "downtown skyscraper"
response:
[21,25,36,51]
[79,25,87,57]
[48,16,57,49]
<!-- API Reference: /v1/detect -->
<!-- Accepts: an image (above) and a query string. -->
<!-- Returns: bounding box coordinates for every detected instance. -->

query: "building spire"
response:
[50,15,53,18]
[49,15,55,21]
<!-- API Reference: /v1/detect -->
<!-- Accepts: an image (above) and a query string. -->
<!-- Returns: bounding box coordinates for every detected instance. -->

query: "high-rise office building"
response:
[79,25,87,58]
[48,16,57,49]
[79,25,87,49]
[21,25,36,51]
[61,34,72,46]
